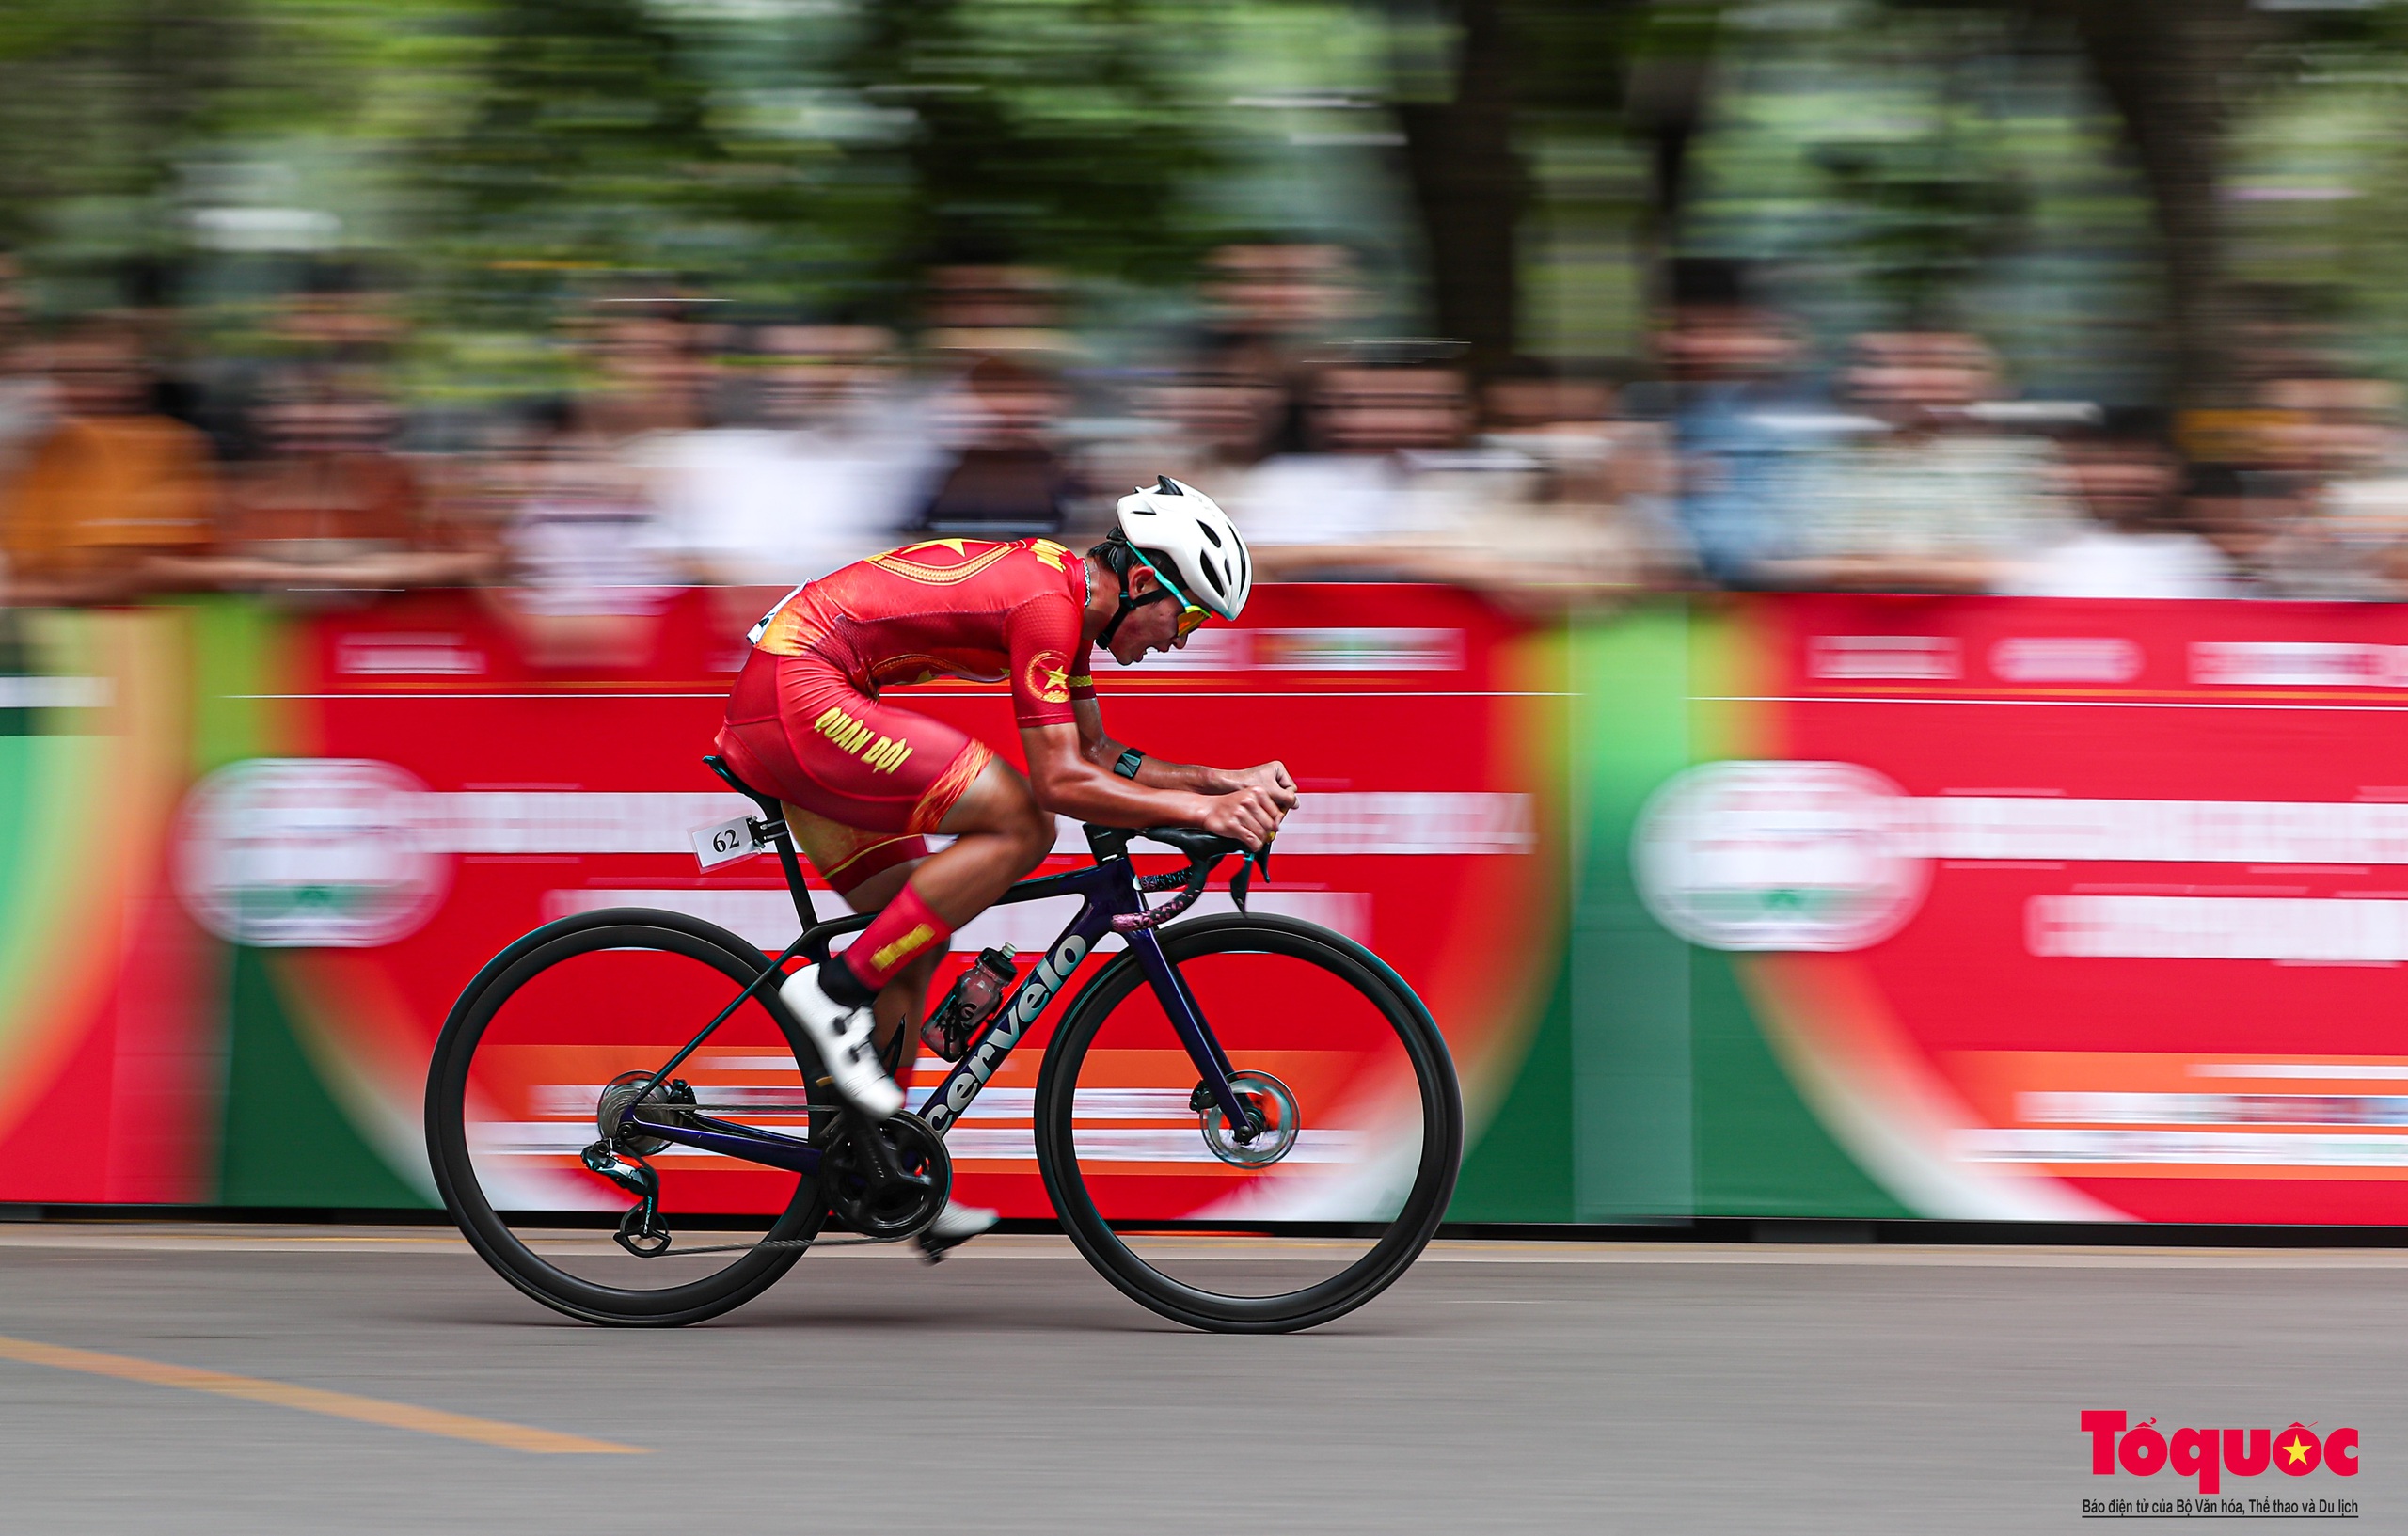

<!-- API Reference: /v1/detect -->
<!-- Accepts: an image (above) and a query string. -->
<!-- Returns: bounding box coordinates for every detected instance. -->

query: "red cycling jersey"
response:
[750,536,1097,726]
[715,537,1098,893]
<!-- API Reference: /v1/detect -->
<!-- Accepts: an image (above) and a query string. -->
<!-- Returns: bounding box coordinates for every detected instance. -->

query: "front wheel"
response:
[1034,913,1462,1333]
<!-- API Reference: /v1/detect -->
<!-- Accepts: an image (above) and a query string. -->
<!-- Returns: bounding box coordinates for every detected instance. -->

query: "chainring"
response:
[820,1110,951,1242]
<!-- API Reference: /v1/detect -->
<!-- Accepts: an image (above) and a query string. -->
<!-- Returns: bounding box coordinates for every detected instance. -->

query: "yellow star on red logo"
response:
[2281,1435,2312,1466]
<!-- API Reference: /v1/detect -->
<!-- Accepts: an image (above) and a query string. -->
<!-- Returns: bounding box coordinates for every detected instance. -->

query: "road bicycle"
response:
[424,755,1463,1333]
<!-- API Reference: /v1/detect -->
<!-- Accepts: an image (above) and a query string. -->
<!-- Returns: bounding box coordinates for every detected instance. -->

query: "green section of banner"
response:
[217,948,424,1209]
[176,597,413,1206]
[182,596,289,778]
[1451,978,1576,1221]
[1453,603,1910,1223]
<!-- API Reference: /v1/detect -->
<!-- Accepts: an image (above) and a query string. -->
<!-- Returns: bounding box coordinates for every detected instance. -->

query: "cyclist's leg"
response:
[781,808,943,1064]
[787,766,1053,1080]
[717,653,1043,1110]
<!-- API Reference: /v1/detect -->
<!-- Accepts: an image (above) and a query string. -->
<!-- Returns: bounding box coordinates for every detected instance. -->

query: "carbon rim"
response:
[1035,913,1462,1333]
[425,910,832,1326]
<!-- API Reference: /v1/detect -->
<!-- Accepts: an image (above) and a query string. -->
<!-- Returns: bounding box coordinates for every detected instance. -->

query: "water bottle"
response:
[920,945,1017,1062]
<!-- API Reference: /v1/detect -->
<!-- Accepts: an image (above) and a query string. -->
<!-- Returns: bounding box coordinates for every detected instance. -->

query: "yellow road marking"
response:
[0,1335,646,1454]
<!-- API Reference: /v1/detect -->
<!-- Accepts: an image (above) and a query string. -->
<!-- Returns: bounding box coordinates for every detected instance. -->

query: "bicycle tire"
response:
[1034,912,1462,1333]
[425,908,832,1327]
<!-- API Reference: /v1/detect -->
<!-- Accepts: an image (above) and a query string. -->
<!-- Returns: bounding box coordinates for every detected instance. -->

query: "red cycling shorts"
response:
[715,649,993,897]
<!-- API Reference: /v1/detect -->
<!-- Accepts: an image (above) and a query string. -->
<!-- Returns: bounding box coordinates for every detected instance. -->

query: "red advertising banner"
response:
[1640,594,2408,1224]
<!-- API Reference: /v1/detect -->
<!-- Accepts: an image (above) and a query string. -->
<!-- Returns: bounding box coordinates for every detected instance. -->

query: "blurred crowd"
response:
[6,245,2407,630]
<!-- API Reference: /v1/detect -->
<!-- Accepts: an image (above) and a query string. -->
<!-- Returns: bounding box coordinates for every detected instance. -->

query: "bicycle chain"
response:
[629,1228,905,1258]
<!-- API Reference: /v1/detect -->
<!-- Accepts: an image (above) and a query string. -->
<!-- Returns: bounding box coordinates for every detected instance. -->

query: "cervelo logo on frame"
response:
[922,933,1089,1132]
[2083,1412,2359,1494]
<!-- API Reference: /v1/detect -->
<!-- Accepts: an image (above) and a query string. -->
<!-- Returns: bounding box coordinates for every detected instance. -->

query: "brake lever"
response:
[1228,837,1272,912]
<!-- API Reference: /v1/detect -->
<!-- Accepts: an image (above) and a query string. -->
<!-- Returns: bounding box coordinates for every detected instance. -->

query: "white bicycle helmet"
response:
[1113,476,1252,621]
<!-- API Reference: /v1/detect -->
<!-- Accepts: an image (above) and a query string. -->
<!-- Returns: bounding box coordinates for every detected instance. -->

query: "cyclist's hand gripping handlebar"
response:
[1113,827,1273,933]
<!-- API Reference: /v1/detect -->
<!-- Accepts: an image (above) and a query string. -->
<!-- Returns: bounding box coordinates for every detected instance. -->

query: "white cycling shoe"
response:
[916,1198,998,1263]
[779,966,902,1121]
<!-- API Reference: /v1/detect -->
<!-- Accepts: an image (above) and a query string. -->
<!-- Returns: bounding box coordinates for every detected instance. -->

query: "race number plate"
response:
[690,816,763,871]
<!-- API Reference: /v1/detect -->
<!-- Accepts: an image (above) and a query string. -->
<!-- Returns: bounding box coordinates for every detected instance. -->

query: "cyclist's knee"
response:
[943,761,1052,870]
[998,796,1053,874]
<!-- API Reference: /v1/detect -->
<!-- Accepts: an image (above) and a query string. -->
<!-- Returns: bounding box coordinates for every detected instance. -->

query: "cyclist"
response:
[714,477,1295,1251]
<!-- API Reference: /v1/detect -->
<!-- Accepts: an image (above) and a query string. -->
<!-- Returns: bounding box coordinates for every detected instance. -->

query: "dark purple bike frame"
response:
[618,841,1254,1175]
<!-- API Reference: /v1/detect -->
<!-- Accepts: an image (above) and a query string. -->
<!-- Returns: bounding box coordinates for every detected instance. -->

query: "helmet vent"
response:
[1156,476,1183,495]
[1197,521,1223,547]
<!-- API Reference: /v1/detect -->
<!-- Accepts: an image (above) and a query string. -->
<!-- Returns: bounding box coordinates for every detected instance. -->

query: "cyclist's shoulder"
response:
[856,535,1085,605]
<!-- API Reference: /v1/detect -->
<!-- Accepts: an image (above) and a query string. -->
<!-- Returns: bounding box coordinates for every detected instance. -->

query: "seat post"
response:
[703,755,820,932]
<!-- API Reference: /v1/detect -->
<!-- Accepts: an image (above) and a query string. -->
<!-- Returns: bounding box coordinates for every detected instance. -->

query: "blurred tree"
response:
[838,0,1227,289]
[1388,0,1647,375]
[1808,97,2033,327]
[1394,0,1525,376]
[0,0,258,269]
[2042,0,2270,405]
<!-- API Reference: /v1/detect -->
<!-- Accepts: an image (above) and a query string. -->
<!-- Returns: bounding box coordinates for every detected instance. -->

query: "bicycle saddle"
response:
[704,754,783,823]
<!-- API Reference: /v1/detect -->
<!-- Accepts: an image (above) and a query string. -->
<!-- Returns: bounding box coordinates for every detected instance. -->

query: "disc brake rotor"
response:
[1198,1070,1301,1167]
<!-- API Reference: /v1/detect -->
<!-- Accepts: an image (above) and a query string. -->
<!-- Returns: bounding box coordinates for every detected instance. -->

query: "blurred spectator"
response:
[1200,242,1360,345]
[211,366,490,598]
[922,266,1070,356]
[269,262,406,363]
[1768,331,2078,594]
[1371,364,1691,609]
[1233,363,1484,578]
[1640,258,1814,586]
[485,396,689,667]
[2186,463,2296,593]
[2248,376,2408,599]
[579,303,713,438]
[913,356,1078,540]
[2013,409,2236,598]
[1196,242,1363,456]
[1101,360,1285,497]
[649,324,942,585]
[0,322,217,604]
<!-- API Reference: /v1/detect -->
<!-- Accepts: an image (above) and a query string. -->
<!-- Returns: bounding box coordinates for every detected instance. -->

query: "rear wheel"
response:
[425,909,833,1327]
[1034,913,1462,1333]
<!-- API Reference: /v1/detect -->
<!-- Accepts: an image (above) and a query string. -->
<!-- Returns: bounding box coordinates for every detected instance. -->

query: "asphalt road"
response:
[0,1225,2397,1534]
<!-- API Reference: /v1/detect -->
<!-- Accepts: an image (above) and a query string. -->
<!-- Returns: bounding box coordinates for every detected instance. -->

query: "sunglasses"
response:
[1130,548,1212,638]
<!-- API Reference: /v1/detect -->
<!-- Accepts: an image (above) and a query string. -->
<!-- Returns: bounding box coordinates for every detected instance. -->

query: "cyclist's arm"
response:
[1072,699,1297,803]
[1025,720,1285,847]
